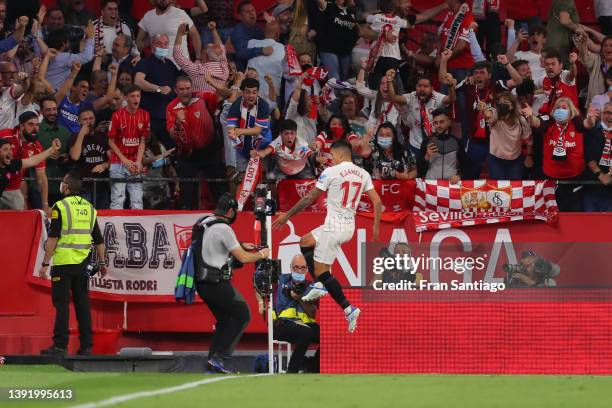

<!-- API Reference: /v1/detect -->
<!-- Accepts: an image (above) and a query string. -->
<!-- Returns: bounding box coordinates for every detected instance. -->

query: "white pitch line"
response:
[70,374,269,408]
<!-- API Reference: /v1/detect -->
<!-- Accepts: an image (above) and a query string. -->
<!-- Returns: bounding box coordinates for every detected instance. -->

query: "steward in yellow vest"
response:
[39,170,106,356]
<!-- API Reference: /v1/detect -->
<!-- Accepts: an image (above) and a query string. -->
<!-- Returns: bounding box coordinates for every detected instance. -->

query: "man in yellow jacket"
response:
[39,170,107,356]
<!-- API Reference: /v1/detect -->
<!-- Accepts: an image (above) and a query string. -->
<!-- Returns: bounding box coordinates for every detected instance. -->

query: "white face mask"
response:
[59,181,66,195]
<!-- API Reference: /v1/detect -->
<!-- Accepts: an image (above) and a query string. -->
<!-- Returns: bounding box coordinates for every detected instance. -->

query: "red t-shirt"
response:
[540,71,579,115]
[0,128,44,191]
[108,108,151,163]
[439,8,475,70]
[541,117,586,179]
[506,0,540,21]
[166,92,217,155]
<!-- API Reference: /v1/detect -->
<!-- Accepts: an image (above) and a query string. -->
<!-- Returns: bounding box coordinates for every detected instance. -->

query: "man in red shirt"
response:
[0,112,52,213]
[437,0,475,142]
[166,75,219,210]
[108,85,151,209]
[540,49,579,116]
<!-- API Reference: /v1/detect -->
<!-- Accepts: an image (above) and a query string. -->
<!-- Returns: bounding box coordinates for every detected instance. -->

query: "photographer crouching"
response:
[504,251,561,288]
[194,193,270,373]
[273,255,320,373]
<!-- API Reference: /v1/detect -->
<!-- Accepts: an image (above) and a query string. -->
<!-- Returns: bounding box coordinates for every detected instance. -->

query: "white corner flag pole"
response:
[266,190,275,375]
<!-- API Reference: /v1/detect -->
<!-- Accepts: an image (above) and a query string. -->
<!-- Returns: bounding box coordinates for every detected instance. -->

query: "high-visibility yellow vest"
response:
[52,196,96,266]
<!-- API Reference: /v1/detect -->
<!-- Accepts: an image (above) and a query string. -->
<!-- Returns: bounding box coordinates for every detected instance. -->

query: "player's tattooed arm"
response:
[273,188,324,230]
[287,187,323,218]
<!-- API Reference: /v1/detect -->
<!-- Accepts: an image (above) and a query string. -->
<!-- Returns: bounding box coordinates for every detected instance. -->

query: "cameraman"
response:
[274,254,320,373]
[506,251,561,288]
[195,193,270,374]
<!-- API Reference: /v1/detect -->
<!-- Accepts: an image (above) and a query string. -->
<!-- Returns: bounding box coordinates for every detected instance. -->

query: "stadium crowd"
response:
[0,0,611,213]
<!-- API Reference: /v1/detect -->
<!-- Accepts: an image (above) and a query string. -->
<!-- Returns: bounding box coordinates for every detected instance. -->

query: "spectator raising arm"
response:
[22,138,61,169]
[11,72,31,101]
[414,3,448,25]
[54,60,82,105]
[188,21,202,61]
[92,64,118,111]
[499,54,523,87]
[69,123,91,161]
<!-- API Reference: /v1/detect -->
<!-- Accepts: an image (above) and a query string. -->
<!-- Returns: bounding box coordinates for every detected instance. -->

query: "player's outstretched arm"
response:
[272,188,324,229]
[366,188,382,241]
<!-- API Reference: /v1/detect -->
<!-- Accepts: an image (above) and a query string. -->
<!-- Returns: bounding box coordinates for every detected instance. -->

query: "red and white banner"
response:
[413,179,559,232]
[277,179,416,214]
[26,212,213,301]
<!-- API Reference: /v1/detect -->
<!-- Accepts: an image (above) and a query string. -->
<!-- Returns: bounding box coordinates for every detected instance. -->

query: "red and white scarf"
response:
[366,23,392,71]
[286,44,302,76]
[236,158,262,211]
[444,3,470,51]
[94,16,124,50]
[419,99,433,137]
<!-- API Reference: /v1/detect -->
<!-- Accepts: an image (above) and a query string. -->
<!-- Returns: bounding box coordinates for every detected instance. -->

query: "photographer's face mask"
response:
[291,272,306,282]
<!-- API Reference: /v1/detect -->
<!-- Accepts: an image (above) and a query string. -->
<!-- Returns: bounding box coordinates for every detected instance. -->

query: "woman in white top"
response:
[356,61,402,131]
[284,74,320,144]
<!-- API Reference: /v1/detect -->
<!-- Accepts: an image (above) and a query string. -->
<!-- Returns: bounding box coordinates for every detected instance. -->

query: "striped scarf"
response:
[94,16,124,50]
[444,3,470,51]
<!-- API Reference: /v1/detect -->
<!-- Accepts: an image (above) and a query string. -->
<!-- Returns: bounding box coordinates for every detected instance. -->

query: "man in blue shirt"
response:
[226,77,272,172]
[134,34,179,148]
[55,61,93,135]
[230,1,273,71]
[274,254,320,373]
[45,20,95,91]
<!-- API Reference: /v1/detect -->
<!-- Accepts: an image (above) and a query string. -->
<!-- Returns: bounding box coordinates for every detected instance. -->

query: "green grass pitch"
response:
[1,365,611,408]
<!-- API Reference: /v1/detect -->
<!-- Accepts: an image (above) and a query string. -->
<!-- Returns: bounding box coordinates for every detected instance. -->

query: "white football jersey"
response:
[315,161,374,232]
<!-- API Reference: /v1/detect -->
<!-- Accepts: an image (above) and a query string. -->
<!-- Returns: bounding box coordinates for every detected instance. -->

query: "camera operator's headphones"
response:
[214,193,239,221]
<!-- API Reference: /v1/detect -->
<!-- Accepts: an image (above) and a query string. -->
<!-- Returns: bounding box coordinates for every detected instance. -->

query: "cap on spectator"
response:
[214,193,238,215]
[18,111,38,124]
[273,3,292,17]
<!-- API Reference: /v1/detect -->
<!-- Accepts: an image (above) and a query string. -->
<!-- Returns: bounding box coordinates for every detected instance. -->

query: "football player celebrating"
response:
[273,140,382,332]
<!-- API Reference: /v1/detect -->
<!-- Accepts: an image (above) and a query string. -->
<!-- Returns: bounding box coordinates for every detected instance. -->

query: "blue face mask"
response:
[609,85,612,92]
[377,137,393,149]
[552,108,569,122]
[151,157,165,168]
[291,272,306,282]
[154,47,169,60]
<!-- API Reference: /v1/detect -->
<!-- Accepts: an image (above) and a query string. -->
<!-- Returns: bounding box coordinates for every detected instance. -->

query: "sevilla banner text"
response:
[413,179,559,232]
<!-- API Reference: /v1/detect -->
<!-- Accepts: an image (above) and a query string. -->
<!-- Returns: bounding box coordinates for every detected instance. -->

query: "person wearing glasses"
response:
[273,254,320,373]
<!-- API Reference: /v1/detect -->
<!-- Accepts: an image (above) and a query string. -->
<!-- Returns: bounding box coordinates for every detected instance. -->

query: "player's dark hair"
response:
[330,139,352,155]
